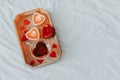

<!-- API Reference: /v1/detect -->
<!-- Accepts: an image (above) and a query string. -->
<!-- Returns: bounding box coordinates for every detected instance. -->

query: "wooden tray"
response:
[14,8,62,68]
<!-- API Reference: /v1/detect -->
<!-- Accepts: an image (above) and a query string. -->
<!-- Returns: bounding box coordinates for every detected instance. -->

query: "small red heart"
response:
[24,30,28,33]
[24,20,30,25]
[50,51,56,58]
[37,59,44,64]
[20,26,25,30]
[30,60,35,66]
[21,35,28,41]
[52,43,57,48]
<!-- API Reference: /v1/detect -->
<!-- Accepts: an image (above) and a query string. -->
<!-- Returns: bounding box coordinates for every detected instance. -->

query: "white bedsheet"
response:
[0,0,120,80]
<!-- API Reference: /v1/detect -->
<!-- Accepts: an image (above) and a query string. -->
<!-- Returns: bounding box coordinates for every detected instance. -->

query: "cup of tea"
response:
[30,39,51,59]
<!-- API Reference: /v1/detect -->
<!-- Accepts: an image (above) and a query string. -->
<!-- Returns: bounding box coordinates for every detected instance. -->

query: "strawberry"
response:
[24,30,28,33]
[24,19,30,25]
[30,60,35,66]
[42,24,55,38]
[37,59,44,64]
[20,26,25,30]
[50,51,56,58]
[52,43,57,48]
[21,35,28,41]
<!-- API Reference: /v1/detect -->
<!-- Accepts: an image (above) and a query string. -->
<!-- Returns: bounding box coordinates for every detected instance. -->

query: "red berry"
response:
[52,43,57,48]
[37,59,44,64]
[42,24,55,38]
[24,30,28,33]
[20,26,25,30]
[21,35,28,41]
[24,20,30,25]
[50,51,56,58]
[30,60,35,66]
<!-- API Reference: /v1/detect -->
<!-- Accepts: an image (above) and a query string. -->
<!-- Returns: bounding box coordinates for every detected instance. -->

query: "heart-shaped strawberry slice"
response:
[30,60,35,66]
[42,24,55,38]
[25,27,39,40]
[50,51,56,58]
[21,35,28,41]
[52,43,57,48]
[20,26,25,30]
[24,30,28,33]
[32,13,45,25]
[24,20,30,25]
[37,59,44,64]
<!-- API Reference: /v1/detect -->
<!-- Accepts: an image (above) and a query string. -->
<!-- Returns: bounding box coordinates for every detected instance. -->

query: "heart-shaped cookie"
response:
[25,27,39,40]
[32,13,45,25]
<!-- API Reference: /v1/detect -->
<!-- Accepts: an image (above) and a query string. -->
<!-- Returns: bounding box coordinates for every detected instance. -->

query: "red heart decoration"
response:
[21,35,28,41]
[24,30,28,33]
[20,26,25,30]
[24,20,30,25]
[42,24,55,38]
[37,59,44,64]
[30,60,35,66]
[52,43,57,48]
[50,51,56,58]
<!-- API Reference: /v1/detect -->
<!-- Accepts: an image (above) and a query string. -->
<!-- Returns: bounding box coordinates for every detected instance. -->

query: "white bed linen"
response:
[0,0,120,80]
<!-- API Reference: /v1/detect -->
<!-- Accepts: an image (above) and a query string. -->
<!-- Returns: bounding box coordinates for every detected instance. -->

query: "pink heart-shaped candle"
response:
[32,13,45,25]
[25,27,39,40]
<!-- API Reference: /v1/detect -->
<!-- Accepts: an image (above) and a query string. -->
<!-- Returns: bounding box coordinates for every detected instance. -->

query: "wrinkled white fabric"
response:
[0,0,120,80]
